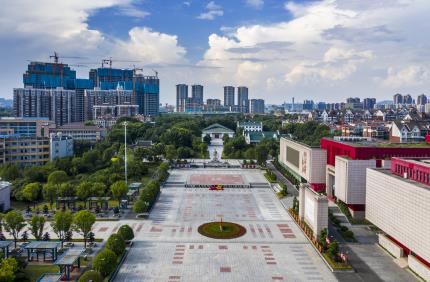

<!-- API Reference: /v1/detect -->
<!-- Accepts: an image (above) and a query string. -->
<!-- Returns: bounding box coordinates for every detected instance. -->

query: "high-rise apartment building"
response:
[303,100,314,111]
[417,94,428,105]
[250,99,265,114]
[363,98,376,110]
[133,75,160,116]
[191,85,204,107]
[84,89,135,120]
[176,84,188,112]
[403,94,413,104]
[13,88,78,126]
[393,93,403,105]
[237,86,249,113]
[224,86,235,107]
[206,99,221,111]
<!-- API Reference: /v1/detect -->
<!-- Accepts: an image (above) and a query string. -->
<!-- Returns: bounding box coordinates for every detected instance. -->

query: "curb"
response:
[277,194,355,273]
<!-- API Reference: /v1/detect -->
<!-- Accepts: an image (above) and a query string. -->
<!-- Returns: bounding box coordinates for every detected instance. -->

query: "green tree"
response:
[3,211,25,249]
[255,144,269,165]
[42,184,57,209]
[22,182,41,207]
[165,145,177,162]
[58,182,75,197]
[105,234,125,256]
[110,181,128,206]
[29,215,45,241]
[0,257,18,282]
[203,134,211,145]
[118,225,134,241]
[91,182,107,197]
[52,211,73,248]
[78,270,103,282]
[76,182,91,204]
[133,200,148,213]
[0,163,21,181]
[47,170,68,185]
[73,210,96,248]
[93,249,117,277]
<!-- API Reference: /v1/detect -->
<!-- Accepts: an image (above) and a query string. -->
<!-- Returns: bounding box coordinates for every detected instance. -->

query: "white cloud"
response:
[382,66,429,88]
[118,4,150,19]
[197,0,430,103]
[246,0,264,9]
[115,27,186,64]
[0,0,188,103]
[197,1,224,20]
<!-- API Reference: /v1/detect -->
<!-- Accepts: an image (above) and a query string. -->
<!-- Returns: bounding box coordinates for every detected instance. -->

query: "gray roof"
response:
[202,123,234,133]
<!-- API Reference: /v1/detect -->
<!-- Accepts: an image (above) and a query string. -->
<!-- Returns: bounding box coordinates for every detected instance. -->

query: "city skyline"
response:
[0,1,429,104]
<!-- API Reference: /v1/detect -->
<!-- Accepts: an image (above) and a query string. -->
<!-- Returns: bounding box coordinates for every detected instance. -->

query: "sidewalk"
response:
[266,161,298,197]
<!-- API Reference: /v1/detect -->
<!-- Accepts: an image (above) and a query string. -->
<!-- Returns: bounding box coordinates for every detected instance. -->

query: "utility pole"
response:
[124,121,128,185]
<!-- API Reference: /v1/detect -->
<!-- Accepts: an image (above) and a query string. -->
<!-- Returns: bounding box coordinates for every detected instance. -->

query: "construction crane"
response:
[49,51,86,64]
[152,69,159,77]
[101,58,140,68]
[133,66,143,76]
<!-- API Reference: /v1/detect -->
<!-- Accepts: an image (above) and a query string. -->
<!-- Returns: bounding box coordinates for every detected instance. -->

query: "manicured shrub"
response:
[133,200,148,213]
[78,270,103,282]
[93,249,117,277]
[118,225,134,241]
[105,234,125,256]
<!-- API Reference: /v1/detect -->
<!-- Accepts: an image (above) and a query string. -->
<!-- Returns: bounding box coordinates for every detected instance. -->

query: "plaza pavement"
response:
[115,168,338,282]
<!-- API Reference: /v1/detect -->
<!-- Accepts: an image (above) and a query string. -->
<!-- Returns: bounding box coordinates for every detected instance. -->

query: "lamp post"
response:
[124,121,128,185]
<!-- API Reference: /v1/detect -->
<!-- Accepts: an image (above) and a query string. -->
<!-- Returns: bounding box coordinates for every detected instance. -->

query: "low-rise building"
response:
[0,135,50,166]
[244,131,279,145]
[50,122,106,142]
[321,137,430,218]
[237,121,262,132]
[390,120,430,143]
[0,181,11,211]
[202,124,235,145]
[0,117,55,138]
[278,137,327,191]
[366,158,430,280]
[50,133,74,161]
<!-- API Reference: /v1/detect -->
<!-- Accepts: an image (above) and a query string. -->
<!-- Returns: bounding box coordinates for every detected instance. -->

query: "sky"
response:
[0,0,429,104]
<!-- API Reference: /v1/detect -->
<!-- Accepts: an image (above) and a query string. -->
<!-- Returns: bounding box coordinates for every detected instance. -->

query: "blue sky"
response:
[0,0,429,104]
[87,0,300,61]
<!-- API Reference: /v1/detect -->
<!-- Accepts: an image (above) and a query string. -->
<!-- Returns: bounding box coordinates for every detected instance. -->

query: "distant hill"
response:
[376,100,393,105]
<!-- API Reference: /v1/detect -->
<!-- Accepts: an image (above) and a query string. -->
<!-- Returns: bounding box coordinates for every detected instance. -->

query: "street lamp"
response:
[123,121,128,185]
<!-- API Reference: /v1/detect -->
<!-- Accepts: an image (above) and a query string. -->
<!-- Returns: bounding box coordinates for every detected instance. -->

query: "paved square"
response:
[187,173,246,185]
[115,168,337,282]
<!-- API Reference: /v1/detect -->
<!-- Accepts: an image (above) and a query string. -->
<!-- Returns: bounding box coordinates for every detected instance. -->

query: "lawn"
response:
[23,264,60,282]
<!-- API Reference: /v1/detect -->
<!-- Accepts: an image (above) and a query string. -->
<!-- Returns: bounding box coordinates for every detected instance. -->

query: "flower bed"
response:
[198,222,246,239]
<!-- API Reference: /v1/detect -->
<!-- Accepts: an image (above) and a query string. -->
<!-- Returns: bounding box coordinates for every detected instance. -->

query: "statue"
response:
[213,149,219,161]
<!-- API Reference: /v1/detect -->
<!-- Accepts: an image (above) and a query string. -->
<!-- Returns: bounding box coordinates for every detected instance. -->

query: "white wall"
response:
[366,168,430,263]
[279,138,326,183]
[335,157,376,205]
[409,255,430,282]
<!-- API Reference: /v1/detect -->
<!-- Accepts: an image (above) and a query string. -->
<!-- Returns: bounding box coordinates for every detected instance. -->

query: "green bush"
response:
[78,270,103,282]
[93,249,117,277]
[118,225,134,241]
[105,234,126,256]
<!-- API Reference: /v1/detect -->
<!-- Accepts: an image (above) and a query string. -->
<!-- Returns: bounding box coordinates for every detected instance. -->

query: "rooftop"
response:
[323,137,430,148]
[54,122,104,131]
[202,123,234,133]
[374,168,430,191]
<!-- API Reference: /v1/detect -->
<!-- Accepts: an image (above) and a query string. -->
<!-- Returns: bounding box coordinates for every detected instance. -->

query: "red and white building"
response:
[321,137,430,218]
[280,136,430,218]
[278,138,326,191]
[366,158,430,280]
